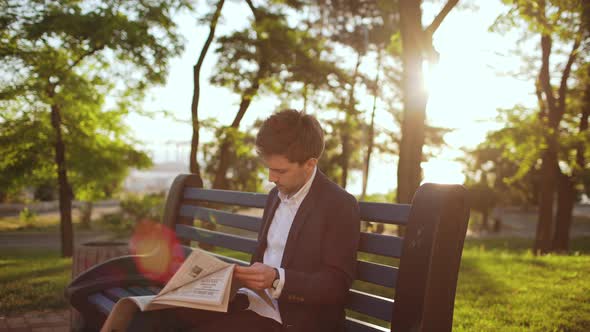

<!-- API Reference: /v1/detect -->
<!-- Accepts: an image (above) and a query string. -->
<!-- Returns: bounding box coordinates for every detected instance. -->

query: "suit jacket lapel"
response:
[280,171,324,267]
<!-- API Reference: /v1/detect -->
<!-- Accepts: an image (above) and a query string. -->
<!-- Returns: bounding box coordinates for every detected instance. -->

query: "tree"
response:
[0,0,189,257]
[210,1,341,189]
[552,62,590,251]
[396,0,458,204]
[189,0,225,186]
[494,0,588,254]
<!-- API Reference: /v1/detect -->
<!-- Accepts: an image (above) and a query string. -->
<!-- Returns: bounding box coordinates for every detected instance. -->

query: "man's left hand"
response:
[234,262,276,290]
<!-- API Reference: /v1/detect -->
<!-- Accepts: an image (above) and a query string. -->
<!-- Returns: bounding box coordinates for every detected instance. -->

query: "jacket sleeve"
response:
[280,193,361,305]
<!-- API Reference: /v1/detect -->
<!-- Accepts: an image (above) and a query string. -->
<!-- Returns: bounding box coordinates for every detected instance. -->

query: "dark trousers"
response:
[127,294,281,332]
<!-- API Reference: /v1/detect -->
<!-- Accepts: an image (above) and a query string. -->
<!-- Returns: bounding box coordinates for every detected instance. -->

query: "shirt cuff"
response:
[269,267,285,299]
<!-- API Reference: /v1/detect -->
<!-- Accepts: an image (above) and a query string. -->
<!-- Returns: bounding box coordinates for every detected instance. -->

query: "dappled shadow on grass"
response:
[454,246,590,331]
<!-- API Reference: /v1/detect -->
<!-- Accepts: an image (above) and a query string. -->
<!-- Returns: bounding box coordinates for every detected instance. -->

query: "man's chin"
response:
[276,186,291,195]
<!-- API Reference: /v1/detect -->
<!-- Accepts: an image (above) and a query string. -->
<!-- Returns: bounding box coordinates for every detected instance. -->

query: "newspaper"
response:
[100,249,277,332]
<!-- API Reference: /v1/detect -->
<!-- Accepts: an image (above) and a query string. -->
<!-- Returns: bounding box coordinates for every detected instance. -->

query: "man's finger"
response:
[234,265,261,274]
[235,273,264,282]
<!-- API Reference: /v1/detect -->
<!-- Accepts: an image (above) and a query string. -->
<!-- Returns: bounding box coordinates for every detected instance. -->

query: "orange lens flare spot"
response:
[129,220,184,283]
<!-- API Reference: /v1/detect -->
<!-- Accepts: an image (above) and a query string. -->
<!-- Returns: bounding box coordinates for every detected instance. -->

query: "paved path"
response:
[0,230,124,250]
[0,309,69,332]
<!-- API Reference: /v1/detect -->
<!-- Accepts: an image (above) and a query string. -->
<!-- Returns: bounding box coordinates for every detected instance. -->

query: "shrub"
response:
[97,193,165,235]
[19,207,36,226]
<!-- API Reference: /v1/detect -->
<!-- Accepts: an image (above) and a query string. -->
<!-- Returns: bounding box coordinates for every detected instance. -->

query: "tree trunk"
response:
[80,201,93,229]
[340,133,350,189]
[50,103,74,258]
[552,64,590,251]
[552,173,575,252]
[481,210,490,231]
[302,83,308,113]
[339,52,362,189]
[578,64,590,198]
[361,52,381,201]
[189,0,225,186]
[493,217,502,233]
[397,0,428,205]
[535,142,558,254]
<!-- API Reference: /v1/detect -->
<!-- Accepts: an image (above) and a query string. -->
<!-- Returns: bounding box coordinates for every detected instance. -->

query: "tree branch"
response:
[424,0,459,36]
[557,32,581,117]
[67,44,104,72]
[539,34,557,125]
[244,0,258,21]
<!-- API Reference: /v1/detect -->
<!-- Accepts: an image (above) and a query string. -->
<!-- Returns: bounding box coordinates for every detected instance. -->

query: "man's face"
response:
[262,154,316,196]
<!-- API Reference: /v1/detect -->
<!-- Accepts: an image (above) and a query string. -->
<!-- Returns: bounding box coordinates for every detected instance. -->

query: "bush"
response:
[97,193,165,235]
[18,207,36,226]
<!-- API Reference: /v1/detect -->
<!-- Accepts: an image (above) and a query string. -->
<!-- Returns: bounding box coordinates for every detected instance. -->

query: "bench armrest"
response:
[66,254,161,307]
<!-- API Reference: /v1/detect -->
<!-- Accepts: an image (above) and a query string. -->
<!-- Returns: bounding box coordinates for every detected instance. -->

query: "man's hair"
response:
[256,109,324,164]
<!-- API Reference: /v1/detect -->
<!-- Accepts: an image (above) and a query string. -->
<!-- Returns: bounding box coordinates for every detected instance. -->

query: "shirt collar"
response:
[277,167,317,205]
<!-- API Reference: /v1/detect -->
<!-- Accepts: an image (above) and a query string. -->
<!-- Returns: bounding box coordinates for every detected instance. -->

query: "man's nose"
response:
[269,171,278,183]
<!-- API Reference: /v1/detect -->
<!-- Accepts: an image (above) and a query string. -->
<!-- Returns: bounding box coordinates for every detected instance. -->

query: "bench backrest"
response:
[162,174,470,332]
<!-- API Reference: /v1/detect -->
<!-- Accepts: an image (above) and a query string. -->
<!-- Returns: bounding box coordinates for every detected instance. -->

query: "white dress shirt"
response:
[240,167,317,323]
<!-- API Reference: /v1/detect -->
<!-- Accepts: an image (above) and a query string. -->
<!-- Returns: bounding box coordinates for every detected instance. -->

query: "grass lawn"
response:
[1,238,588,331]
[0,213,86,232]
[454,237,590,331]
[0,248,71,314]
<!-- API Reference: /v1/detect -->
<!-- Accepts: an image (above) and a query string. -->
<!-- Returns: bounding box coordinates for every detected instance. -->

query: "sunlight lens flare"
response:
[129,220,185,283]
[422,61,440,94]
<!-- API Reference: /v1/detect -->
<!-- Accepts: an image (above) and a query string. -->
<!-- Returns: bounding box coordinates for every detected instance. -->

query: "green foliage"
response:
[201,120,265,192]
[18,207,37,226]
[0,0,188,201]
[462,106,545,206]
[97,193,165,234]
[359,190,396,203]
[493,0,583,42]
[211,6,343,101]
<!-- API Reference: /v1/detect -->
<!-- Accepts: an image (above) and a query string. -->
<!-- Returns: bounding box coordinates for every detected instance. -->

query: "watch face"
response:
[273,278,280,288]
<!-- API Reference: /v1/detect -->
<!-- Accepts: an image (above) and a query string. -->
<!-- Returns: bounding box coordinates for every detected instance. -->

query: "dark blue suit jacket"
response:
[252,170,361,332]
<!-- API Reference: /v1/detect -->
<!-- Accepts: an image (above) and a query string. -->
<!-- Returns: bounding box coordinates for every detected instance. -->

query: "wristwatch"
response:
[272,268,280,289]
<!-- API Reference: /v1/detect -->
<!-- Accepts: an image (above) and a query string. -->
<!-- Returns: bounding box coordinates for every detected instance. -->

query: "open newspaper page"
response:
[99,249,279,332]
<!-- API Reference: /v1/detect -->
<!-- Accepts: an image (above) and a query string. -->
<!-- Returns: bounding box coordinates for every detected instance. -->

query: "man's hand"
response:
[234,262,277,290]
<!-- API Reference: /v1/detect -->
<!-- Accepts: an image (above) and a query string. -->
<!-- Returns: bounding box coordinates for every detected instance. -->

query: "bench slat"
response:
[184,188,267,208]
[358,232,403,258]
[344,317,389,332]
[209,252,250,266]
[176,224,258,254]
[346,289,394,322]
[359,202,411,225]
[128,286,155,296]
[147,286,162,294]
[179,206,262,232]
[356,261,398,288]
[103,287,135,302]
[88,293,114,315]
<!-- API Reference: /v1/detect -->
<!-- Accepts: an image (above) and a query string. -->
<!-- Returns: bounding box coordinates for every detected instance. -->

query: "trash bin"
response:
[70,241,128,331]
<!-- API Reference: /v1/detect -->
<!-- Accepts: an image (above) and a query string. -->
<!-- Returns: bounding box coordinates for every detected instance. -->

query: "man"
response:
[153,109,360,332]
[231,109,361,332]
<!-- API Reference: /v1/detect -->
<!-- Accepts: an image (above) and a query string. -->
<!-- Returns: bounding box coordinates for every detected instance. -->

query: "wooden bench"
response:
[66,174,470,332]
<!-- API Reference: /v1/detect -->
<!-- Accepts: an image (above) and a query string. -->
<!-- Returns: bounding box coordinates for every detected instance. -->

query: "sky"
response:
[127,1,537,195]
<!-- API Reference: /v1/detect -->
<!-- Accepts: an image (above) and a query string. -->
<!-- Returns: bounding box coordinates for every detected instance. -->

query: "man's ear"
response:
[306,158,318,170]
